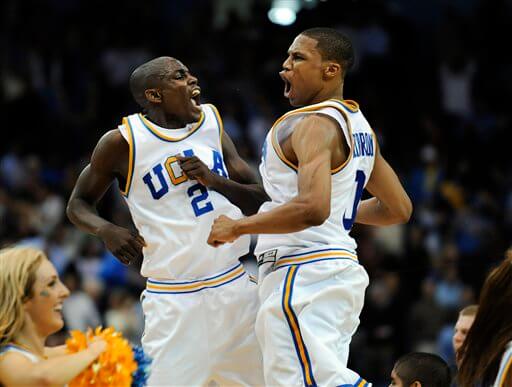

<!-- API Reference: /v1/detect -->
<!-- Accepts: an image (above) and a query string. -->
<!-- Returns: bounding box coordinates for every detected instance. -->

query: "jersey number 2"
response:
[342,170,366,230]
[187,184,214,216]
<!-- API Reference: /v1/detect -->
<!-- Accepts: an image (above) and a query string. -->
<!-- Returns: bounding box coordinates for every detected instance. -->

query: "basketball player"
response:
[67,57,265,386]
[208,28,413,386]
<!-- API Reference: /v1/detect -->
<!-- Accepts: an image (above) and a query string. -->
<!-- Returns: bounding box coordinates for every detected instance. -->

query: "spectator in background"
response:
[390,352,451,387]
[458,251,512,386]
[452,304,477,367]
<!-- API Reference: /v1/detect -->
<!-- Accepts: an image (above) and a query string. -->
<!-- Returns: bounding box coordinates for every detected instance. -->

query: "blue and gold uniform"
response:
[118,104,263,386]
[255,100,373,386]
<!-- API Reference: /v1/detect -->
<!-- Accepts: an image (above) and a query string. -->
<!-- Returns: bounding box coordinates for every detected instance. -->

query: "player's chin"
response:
[288,97,304,107]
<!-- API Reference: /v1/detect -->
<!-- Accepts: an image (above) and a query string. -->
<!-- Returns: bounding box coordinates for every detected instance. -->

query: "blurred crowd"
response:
[1,0,511,383]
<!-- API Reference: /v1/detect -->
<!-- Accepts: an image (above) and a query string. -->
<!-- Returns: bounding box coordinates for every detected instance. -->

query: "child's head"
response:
[390,352,451,387]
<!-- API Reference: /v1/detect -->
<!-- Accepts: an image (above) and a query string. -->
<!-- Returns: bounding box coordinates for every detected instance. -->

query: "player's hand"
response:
[97,224,146,265]
[176,155,218,187]
[207,215,240,247]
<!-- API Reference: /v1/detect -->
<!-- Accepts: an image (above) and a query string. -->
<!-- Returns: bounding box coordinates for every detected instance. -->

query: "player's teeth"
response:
[191,90,200,97]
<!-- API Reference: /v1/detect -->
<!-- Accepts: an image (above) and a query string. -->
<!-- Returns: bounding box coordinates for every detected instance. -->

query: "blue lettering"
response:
[143,164,169,199]
[212,150,228,177]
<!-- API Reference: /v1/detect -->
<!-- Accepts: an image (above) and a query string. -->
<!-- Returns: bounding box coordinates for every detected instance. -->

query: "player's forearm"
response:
[66,197,113,236]
[355,197,411,226]
[209,175,269,215]
[234,198,327,235]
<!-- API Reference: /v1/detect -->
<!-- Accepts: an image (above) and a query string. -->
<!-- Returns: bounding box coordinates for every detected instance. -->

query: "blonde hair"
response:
[0,247,46,347]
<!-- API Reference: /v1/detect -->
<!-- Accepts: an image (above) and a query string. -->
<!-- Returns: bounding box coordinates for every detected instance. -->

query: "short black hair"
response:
[301,27,354,75]
[129,56,175,108]
[395,352,451,387]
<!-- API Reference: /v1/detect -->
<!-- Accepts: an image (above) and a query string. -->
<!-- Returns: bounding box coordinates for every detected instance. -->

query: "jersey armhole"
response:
[118,117,135,197]
[207,104,224,149]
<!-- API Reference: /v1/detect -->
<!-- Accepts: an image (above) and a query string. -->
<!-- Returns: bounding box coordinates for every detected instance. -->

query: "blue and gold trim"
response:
[146,263,245,294]
[496,348,512,387]
[120,116,135,197]
[282,265,317,387]
[138,111,205,142]
[269,100,355,174]
[207,104,224,146]
[274,247,358,270]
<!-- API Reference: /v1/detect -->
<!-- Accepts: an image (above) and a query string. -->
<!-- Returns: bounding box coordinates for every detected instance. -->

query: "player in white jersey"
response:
[67,57,266,385]
[209,28,412,386]
[0,247,107,386]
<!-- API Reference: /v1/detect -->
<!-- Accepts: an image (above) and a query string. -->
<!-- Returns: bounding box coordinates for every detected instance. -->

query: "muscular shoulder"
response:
[293,113,340,141]
[91,129,129,175]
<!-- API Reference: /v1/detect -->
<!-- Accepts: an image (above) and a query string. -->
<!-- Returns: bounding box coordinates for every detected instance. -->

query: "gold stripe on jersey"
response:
[498,353,512,387]
[120,117,135,197]
[207,104,224,147]
[337,99,359,112]
[138,111,205,142]
[275,249,358,269]
[282,266,316,386]
[269,100,356,174]
[146,263,245,294]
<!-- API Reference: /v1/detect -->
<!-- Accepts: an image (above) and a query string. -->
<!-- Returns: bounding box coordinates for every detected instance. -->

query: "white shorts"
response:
[141,262,264,386]
[256,246,371,387]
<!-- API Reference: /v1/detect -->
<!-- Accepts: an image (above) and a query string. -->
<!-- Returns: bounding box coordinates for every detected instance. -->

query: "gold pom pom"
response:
[66,327,137,386]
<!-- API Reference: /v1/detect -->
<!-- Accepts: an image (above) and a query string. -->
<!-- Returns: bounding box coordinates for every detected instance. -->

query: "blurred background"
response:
[1,0,512,383]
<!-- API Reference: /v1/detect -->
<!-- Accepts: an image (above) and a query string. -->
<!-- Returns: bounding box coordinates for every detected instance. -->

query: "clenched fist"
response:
[207,215,240,247]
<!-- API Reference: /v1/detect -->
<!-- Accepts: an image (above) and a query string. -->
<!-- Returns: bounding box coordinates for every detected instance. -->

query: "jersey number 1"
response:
[342,170,366,230]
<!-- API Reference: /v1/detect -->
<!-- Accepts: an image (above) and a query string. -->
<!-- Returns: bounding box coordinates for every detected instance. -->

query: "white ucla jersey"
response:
[118,104,250,280]
[255,99,376,255]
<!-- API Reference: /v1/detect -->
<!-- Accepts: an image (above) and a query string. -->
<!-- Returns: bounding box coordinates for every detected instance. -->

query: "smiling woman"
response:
[0,247,106,386]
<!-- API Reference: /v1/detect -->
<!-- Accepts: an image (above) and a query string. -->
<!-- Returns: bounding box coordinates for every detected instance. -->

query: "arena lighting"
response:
[268,0,299,26]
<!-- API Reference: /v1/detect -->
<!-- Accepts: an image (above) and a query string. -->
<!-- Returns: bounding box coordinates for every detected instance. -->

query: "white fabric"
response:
[254,100,375,386]
[0,344,40,363]
[141,272,263,386]
[494,341,512,386]
[255,253,369,386]
[255,100,376,258]
[119,104,250,280]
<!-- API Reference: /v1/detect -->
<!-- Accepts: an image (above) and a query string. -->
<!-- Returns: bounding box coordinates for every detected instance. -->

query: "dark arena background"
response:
[1,0,511,384]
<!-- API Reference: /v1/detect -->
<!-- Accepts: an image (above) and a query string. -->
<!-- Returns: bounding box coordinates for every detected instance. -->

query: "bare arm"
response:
[208,115,336,245]
[44,345,67,358]
[0,341,105,386]
[66,130,145,264]
[177,131,269,215]
[355,146,412,226]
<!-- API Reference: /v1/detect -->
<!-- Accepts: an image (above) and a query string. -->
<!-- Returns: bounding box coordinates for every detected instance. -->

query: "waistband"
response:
[146,262,246,294]
[258,247,358,271]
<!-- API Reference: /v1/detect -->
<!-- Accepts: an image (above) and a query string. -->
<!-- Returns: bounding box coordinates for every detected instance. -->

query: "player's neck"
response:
[145,110,189,129]
[309,85,344,105]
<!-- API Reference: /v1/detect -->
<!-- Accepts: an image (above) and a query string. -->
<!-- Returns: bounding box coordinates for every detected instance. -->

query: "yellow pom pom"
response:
[66,327,137,387]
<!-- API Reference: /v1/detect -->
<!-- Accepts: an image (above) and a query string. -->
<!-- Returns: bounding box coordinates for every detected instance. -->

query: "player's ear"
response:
[410,381,422,387]
[145,89,162,104]
[323,61,341,79]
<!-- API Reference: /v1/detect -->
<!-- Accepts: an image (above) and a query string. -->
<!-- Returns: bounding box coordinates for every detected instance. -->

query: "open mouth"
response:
[191,88,201,110]
[283,79,291,98]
